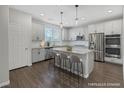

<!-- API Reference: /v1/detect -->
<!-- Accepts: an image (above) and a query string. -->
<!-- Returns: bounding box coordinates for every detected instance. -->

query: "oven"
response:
[105,34,121,58]
[105,48,120,58]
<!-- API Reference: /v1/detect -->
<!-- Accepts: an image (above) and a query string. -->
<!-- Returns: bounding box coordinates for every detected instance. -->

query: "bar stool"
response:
[51,51,61,67]
[60,53,71,71]
[70,55,83,86]
[60,53,69,71]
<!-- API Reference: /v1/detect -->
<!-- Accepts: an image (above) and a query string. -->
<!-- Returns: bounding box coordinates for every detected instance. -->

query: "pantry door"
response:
[9,24,29,70]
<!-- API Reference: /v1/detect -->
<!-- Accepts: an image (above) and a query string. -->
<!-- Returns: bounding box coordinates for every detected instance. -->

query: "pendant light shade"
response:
[75,5,79,25]
[60,11,63,28]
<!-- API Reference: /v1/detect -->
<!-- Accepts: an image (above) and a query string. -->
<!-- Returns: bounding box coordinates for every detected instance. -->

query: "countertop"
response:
[53,47,93,55]
[32,46,53,49]
[32,45,68,49]
[32,45,89,50]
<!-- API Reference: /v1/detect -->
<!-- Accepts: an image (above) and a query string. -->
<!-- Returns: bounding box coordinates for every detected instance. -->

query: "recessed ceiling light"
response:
[107,10,112,13]
[40,13,44,16]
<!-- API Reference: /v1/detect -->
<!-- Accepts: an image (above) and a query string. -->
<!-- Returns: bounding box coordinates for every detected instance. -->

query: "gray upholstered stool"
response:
[70,55,83,84]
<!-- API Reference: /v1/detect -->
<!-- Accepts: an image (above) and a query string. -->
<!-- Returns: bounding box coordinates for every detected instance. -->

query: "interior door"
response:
[9,24,28,70]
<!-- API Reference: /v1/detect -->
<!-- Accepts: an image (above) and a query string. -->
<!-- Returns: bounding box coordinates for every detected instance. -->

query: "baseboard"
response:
[27,63,32,66]
[83,74,89,78]
[0,80,10,87]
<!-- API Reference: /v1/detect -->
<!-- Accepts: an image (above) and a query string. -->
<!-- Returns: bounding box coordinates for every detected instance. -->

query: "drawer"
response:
[105,57,122,64]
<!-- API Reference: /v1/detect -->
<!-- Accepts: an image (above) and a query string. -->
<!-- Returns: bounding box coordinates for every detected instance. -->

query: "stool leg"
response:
[72,63,75,74]
[81,62,83,77]
[69,60,72,72]
[53,56,55,67]
[59,56,61,68]
[63,59,65,70]
[69,59,72,85]
[77,63,79,87]
[53,56,55,72]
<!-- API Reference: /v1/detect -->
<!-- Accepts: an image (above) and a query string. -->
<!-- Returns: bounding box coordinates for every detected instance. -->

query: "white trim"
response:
[0,80,10,87]
[27,63,32,66]
[83,74,89,78]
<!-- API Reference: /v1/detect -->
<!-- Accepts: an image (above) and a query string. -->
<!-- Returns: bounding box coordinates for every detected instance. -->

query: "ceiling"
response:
[9,5,123,27]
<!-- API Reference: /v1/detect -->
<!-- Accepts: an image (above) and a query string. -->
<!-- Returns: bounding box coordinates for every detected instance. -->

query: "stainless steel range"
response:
[105,34,121,58]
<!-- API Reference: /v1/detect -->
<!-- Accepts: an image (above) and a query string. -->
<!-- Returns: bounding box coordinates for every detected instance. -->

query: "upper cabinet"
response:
[32,22,44,41]
[96,23,104,33]
[88,25,97,34]
[104,19,122,35]
[104,21,113,35]
[88,19,122,35]
[112,19,122,34]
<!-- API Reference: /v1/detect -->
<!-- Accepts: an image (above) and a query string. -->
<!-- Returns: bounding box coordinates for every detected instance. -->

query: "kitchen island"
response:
[53,47,94,78]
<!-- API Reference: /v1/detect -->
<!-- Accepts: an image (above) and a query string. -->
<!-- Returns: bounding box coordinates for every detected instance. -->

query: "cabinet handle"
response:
[38,51,40,54]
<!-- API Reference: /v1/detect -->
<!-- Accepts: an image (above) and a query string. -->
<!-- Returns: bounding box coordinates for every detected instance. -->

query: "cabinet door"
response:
[96,23,104,33]
[39,49,45,61]
[104,21,113,35]
[88,25,96,34]
[9,24,29,70]
[112,19,122,34]
[32,49,39,63]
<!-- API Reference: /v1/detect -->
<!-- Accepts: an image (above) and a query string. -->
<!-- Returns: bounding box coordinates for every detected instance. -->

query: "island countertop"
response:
[53,47,93,55]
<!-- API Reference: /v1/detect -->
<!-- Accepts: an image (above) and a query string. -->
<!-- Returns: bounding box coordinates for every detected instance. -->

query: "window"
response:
[45,25,61,41]
[45,27,53,41]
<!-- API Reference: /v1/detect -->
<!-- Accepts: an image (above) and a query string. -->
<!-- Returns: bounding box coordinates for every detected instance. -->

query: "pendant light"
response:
[75,5,79,25]
[60,11,63,28]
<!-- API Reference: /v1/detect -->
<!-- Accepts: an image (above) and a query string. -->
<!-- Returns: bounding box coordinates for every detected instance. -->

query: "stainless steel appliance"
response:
[89,33,104,62]
[105,34,121,58]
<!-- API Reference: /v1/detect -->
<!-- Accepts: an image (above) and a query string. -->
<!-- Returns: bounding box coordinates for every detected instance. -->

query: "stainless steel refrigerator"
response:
[89,33,104,62]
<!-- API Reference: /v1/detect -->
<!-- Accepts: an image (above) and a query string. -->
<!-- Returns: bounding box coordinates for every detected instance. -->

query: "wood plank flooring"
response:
[3,59,124,88]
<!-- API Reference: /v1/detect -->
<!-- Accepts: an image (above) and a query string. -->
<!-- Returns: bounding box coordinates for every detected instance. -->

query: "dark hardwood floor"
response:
[3,59,124,88]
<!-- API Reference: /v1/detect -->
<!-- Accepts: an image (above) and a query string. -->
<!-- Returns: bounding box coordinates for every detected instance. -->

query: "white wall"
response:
[9,8,32,68]
[0,6,9,87]
[121,7,124,80]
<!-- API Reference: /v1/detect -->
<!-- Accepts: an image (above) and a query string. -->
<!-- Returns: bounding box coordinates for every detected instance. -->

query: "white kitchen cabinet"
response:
[32,48,45,63]
[9,8,32,70]
[104,21,113,35]
[39,49,45,61]
[104,19,122,35]
[32,22,44,41]
[32,49,39,62]
[105,57,122,65]
[96,23,104,33]
[112,19,122,34]
[88,24,97,34]
[45,48,53,59]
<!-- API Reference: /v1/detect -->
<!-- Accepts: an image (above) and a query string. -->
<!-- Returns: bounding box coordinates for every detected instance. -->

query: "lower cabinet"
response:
[32,48,53,63]
[45,48,53,59]
[32,48,45,63]
[105,57,122,65]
